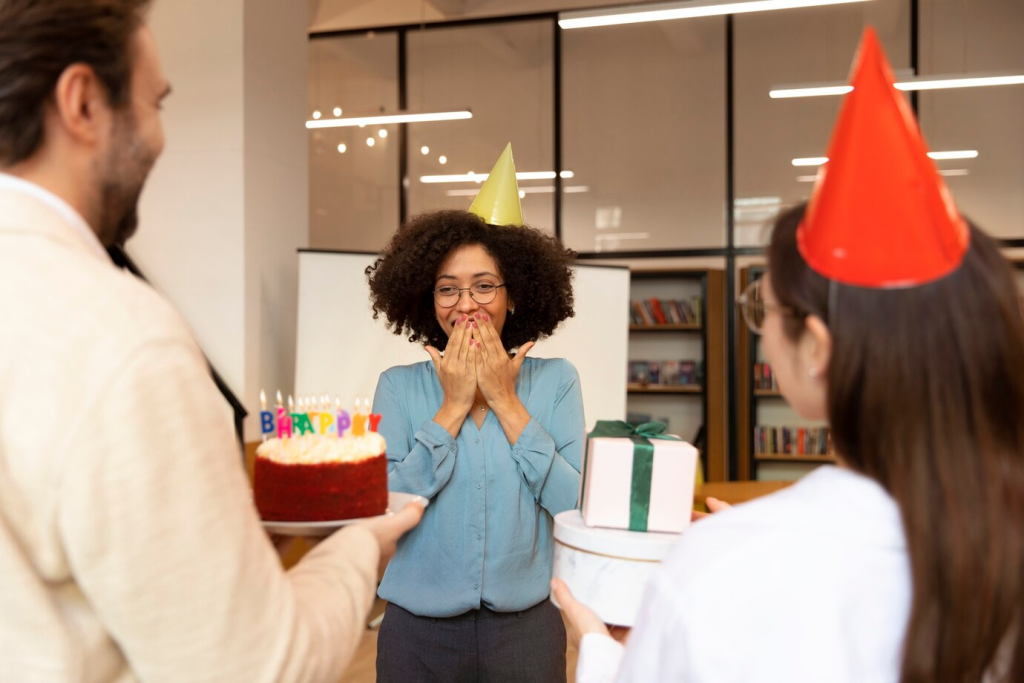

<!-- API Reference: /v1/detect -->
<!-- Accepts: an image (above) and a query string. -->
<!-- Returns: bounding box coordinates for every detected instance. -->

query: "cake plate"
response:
[261,491,429,537]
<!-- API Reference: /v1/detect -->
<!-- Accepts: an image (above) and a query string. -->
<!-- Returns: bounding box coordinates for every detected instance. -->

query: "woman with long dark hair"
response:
[555,29,1024,682]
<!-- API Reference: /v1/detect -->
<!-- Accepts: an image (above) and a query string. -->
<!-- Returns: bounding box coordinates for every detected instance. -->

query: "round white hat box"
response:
[550,509,680,627]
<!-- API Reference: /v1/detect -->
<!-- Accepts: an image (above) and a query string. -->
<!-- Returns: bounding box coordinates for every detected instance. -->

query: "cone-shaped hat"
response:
[468,143,524,226]
[796,27,969,288]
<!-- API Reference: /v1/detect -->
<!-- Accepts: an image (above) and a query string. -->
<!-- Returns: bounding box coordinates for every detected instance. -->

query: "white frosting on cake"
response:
[256,432,386,465]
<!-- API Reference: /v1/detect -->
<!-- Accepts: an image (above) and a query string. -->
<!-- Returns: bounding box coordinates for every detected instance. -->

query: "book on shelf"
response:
[628,296,704,326]
[753,362,779,391]
[628,360,704,387]
[754,425,832,456]
[626,412,671,427]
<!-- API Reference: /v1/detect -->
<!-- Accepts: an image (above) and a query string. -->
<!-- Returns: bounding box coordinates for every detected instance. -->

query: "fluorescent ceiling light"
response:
[734,196,782,207]
[796,175,818,182]
[792,157,830,166]
[793,151,977,166]
[446,185,591,197]
[595,233,651,240]
[559,0,871,30]
[772,72,1024,98]
[938,169,969,176]
[306,110,472,129]
[896,73,1024,91]
[928,150,978,160]
[771,85,854,98]
[421,171,575,184]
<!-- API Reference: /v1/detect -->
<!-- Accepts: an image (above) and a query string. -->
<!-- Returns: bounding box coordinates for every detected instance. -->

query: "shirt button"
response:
[474,583,480,590]
[477,534,482,541]
[475,438,480,444]
[476,483,482,489]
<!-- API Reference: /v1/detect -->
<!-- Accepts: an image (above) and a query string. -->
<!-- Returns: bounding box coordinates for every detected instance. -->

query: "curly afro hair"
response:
[366,210,576,350]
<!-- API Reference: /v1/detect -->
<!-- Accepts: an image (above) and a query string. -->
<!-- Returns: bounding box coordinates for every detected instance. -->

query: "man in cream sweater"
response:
[0,1,422,681]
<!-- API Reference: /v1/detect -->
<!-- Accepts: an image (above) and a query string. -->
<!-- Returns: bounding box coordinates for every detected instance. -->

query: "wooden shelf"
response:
[754,454,836,463]
[753,389,783,397]
[627,383,703,394]
[629,324,702,332]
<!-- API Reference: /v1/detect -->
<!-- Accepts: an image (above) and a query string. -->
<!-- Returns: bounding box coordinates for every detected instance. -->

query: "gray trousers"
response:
[376,600,567,683]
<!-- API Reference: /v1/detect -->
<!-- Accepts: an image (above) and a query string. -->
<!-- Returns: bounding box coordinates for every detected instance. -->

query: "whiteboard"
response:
[294,251,629,430]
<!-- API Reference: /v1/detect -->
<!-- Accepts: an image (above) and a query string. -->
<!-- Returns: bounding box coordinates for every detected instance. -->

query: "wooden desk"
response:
[695,480,792,505]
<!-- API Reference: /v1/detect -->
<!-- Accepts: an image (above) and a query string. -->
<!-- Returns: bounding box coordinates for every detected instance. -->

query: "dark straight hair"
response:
[768,204,1024,682]
[0,0,152,165]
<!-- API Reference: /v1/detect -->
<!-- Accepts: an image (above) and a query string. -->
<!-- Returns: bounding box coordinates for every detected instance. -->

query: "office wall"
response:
[134,0,309,440]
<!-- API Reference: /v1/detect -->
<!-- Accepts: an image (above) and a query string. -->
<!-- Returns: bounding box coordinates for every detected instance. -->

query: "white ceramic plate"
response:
[262,491,429,537]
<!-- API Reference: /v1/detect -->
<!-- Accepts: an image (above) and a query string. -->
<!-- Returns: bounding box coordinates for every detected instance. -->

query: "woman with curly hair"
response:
[367,146,585,682]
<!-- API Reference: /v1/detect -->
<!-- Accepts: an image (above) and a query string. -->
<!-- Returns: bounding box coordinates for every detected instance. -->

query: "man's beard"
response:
[94,112,156,248]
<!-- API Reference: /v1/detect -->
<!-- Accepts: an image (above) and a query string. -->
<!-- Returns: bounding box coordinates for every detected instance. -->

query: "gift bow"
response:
[582,421,682,531]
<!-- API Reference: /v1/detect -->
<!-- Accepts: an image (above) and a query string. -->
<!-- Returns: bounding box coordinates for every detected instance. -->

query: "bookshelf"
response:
[736,266,835,481]
[627,269,726,481]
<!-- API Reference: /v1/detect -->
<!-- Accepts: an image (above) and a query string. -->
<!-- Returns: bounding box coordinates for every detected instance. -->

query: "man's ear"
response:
[51,64,111,148]
[803,314,832,379]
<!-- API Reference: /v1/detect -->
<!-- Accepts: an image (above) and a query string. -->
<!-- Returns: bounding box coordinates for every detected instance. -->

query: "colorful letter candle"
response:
[278,406,292,440]
[352,401,367,437]
[319,411,334,435]
[336,400,351,438]
[259,390,274,442]
[293,411,315,436]
[369,413,382,433]
[579,421,698,534]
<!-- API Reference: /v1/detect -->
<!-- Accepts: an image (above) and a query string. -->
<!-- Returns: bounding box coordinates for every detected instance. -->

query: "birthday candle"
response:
[259,390,275,442]
[319,406,334,435]
[287,395,296,432]
[278,394,293,440]
[352,397,368,437]
[336,399,351,438]
[368,394,382,432]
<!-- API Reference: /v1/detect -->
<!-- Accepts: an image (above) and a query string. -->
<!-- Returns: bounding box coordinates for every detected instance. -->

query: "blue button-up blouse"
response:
[372,356,585,617]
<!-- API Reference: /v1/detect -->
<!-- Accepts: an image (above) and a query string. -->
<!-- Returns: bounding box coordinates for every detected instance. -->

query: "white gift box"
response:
[580,435,699,534]
[550,510,678,626]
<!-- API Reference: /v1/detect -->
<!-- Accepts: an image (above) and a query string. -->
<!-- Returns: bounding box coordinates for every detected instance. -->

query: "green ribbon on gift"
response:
[581,420,682,532]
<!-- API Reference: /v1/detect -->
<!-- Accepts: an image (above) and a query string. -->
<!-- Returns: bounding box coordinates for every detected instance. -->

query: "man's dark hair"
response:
[367,210,577,351]
[0,0,152,165]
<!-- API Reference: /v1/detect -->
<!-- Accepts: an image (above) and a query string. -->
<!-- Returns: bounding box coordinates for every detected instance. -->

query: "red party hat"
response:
[796,27,969,288]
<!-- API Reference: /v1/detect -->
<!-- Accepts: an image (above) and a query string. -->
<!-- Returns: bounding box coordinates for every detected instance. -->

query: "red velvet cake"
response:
[254,433,388,522]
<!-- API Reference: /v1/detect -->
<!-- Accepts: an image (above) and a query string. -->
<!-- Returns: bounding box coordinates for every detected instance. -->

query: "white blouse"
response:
[576,466,912,683]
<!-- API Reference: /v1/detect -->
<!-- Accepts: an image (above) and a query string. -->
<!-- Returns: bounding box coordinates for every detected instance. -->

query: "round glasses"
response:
[736,278,802,334]
[433,282,506,308]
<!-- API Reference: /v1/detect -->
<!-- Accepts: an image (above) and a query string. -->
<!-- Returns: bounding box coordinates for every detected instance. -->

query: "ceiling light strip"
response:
[792,151,977,166]
[772,73,1024,98]
[306,110,472,129]
[422,171,575,184]
[559,0,872,30]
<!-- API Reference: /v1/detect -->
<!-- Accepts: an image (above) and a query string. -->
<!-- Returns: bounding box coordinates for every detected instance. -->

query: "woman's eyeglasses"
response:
[736,278,802,335]
[433,282,506,308]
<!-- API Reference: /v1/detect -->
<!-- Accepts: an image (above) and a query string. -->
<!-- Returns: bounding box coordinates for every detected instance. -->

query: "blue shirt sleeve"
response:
[509,360,585,516]
[372,370,458,499]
